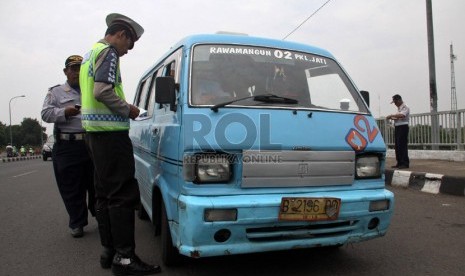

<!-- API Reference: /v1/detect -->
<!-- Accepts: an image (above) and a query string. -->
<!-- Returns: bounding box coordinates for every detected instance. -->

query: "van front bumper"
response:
[173,188,394,258]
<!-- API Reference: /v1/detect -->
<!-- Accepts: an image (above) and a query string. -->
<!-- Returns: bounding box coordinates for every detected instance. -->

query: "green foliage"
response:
[0,122,6,147]
[0,118,46,149]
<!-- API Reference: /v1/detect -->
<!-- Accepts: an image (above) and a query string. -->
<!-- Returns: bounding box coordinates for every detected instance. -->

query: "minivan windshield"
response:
[190,44,368,113]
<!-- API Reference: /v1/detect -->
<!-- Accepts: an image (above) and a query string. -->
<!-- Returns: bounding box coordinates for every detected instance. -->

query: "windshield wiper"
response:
[211,95,257,112]
[254,94,298,104]
[211,93,298,112]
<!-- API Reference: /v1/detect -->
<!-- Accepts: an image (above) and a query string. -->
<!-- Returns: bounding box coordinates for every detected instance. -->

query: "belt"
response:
[58,133,86,141]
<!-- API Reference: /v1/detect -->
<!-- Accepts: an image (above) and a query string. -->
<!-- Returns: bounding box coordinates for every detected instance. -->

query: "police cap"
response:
[65,55,83,67]
[106,13,144,43]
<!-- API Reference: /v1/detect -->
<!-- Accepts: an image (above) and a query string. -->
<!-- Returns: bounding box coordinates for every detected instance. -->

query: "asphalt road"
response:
[1,159,464,276]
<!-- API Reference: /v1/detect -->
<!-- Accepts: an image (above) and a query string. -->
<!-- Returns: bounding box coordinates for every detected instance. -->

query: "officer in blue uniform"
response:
[41,55,95,238]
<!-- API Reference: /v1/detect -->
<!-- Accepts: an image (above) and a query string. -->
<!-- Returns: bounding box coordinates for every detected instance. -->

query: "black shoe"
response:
[70,227,84,238]
[100,247,116,269]
[112,253,161,275]
[397,165,409,169]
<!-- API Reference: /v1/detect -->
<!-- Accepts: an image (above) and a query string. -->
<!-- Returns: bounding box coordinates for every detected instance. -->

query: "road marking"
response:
[13,170,38,178]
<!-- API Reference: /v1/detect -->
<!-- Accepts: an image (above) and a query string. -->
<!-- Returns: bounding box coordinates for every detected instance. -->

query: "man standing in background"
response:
[387,94,410,169]
[41,55,95,238]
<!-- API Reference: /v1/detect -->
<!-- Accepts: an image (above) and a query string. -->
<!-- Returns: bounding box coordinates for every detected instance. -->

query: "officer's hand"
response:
[64,106,81,117]
[128,104,140,120]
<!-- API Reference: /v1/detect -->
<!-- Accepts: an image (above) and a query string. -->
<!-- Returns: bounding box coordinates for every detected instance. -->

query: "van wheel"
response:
[42,155,47,161]
[161,203,181,266]
[137,204,149,220]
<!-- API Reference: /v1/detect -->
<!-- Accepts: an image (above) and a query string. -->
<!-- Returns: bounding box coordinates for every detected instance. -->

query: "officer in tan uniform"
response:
[41,55,95,238]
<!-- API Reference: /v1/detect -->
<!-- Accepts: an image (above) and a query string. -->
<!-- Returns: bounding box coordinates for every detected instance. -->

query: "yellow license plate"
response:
[279,197,341,221]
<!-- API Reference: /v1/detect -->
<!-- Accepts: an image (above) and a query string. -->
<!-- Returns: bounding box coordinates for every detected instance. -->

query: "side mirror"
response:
[360,90,370,107]
[155,76,177,112]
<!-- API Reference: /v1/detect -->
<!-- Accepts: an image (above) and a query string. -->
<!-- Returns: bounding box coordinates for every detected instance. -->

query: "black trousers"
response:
[85,131,140,211]
[52,139,95,229]
[394,124,410,167]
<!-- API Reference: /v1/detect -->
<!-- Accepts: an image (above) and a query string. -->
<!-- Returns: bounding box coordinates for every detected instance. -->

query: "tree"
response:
[9,125,22,148]
[0,118,46,149]
[0,122,6,147]
[19,118,46,146]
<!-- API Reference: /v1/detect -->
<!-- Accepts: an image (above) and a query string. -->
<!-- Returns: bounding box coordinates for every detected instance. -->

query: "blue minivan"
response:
[130,34,394,265]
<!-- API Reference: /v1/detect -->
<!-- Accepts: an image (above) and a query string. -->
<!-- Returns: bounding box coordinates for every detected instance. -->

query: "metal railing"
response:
[376,109,465,150]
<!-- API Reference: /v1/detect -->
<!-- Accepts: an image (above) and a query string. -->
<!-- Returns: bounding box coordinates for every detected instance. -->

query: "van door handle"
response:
[153,128,159,135]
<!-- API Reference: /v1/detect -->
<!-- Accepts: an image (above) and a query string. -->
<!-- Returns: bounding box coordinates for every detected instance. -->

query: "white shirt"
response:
[394,103,410,126]
[41,82,85,133]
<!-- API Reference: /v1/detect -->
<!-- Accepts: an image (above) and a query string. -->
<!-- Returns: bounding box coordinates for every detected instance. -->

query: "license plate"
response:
[279,197,341,221]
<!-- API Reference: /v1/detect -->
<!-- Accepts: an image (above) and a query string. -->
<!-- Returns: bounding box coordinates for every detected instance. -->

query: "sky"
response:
[1,0,464,135]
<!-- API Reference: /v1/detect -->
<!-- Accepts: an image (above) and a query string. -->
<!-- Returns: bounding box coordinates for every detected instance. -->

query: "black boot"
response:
[112,253,162,276]
[109,208,161,275]
[101,246,116,269]
[96,208,116,269]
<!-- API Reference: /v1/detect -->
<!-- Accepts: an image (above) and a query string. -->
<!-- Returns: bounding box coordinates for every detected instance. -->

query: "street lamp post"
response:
[9,95,26,146]
[40,118,43,146]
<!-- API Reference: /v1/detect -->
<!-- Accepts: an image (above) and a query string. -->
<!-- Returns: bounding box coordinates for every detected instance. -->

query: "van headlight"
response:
[184,153,232,184]
[355,155,381,178]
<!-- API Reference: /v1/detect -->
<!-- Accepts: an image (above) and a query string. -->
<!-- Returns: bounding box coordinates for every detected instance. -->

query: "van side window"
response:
[163,61,176,78]
[135,76,153,110]
[158,61,177,110]
[147,69,161,117]
[148,47,182,113]
[133,81,145,105]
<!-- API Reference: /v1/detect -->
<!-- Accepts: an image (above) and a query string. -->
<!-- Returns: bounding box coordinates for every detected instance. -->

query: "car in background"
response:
[6,145,18,157]
[42,135,54,161]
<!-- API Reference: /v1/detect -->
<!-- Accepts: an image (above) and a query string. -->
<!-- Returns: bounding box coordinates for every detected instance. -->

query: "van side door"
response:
[131,68,161,212]
[153,48,183,217]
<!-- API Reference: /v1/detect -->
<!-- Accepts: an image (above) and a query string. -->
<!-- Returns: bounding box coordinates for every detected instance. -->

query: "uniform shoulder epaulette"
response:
[48,84,60,92]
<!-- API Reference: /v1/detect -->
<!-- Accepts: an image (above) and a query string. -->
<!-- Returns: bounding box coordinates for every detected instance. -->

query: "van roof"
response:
[176,34,333,57]
[142,34,335,79]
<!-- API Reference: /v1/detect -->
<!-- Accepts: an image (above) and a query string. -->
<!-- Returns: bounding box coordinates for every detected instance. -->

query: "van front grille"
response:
[245,220,358,242]
[242,150,355,188]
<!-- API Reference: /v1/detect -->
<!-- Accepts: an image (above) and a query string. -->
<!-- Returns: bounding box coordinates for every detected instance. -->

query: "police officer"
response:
[80,14,161,275]
[41,55,95,238]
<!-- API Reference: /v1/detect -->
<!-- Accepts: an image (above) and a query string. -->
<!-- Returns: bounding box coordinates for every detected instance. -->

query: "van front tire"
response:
[161,203,181,266]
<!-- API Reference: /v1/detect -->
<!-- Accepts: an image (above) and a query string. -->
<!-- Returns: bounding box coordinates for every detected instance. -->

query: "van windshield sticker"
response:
[209,46,327,65]
[210,47,272,57]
